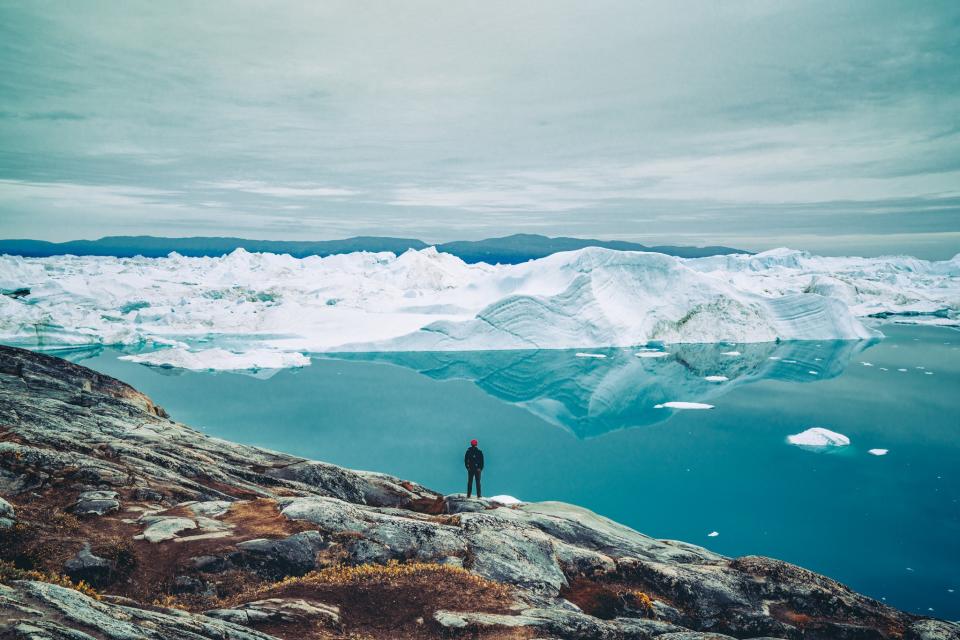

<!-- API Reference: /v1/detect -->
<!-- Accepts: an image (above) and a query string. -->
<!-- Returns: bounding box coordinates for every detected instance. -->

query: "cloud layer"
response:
[0,1,958,257]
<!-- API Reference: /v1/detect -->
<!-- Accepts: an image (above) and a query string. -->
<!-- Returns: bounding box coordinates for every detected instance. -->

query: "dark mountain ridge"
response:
[0,233,747,264]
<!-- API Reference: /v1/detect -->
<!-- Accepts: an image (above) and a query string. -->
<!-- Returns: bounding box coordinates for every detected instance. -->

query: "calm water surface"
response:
[77,324,959,618]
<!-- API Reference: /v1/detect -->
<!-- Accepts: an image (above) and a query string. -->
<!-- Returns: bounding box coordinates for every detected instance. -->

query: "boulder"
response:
[135,516,197,542]
[906,619,960,640]
[233,531,326,579]
[206,598,340,629]
[0,496,14,528]
[70,490,120,516]
[63,543,115,587]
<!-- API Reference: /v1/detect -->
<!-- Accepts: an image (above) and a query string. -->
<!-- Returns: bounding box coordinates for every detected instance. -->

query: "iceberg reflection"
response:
[325,340,876,438]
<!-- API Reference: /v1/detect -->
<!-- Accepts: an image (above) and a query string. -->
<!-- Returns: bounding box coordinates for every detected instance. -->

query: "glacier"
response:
[0,246,957,369]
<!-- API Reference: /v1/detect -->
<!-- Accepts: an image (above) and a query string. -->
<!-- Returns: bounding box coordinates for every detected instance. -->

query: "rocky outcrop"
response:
[0,496,13,528]
[0,345,957,640]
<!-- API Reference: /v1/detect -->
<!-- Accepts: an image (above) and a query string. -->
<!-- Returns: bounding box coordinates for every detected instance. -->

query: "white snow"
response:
[654,401,715,410]
[787,427,851,448]
[120,347,310,371]
[0,245,955,369]
[704,375,729,382]
[488,495,523,505]
[868,449,889,456]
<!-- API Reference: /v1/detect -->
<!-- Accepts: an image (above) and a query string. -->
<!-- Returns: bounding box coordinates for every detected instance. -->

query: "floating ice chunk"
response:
[879,367,889,371]
[924,371,934,375]
[707,531,719,537]
[808,371,819,375]
[861,362,874,367]
[721,350,741,356]
[488,495,522,505]
[768,356,781,360]
[121,347,311,371]
[704,375,729,382]
[575,352,606,359]
[897,368,908,372]
[655,402,714,410]
[868,449,889,456]
[787,427,850,448]
[636,351,670,358]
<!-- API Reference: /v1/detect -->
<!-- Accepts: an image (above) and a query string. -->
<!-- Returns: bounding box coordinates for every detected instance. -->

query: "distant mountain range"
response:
[0,233,746,264]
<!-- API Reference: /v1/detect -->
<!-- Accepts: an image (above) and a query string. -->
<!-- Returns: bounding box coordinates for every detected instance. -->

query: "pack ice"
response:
[0,246,956,370]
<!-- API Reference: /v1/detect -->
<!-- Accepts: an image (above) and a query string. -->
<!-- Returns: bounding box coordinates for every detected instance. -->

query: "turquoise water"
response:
[74,324,959,619]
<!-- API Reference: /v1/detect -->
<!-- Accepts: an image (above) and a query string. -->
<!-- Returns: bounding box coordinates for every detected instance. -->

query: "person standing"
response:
[464,438,484,498]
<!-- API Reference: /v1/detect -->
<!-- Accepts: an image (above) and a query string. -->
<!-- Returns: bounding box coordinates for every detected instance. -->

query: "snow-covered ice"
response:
[488,495,523,505]
[787,427,851,448]
[0,245,955,369]
[868,449,889,456]
[654,401,715,410]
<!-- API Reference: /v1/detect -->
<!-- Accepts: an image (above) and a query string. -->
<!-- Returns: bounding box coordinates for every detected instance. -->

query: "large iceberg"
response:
[0,246,956,369]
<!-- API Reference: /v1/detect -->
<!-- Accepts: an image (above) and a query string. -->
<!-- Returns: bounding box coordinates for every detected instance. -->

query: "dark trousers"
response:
[467,469,482,498]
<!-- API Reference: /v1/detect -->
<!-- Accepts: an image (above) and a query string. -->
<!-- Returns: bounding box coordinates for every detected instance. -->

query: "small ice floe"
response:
[575,352,606,359]
[488,495,523,505]
[707,531,719,537]
[924,371,934,375]
[949,589,955,593]
[916,366,925,370]
[897,368,908,372]
[783,359,798,364]
[721,350,741,356]
[868,449,889,456]
[704,375,729,382]
[861,362,874,367]
[655,402,714,410]
[787,427,850,448]
[879,367,889,371]
[906,567,914,572]
[768,356,781,360]
[636,351,670,358]
[808,371,819,375]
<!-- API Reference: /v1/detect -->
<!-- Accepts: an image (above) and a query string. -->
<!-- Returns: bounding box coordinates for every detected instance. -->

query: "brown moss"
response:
[560,577,655,620]
[222,498,314,538]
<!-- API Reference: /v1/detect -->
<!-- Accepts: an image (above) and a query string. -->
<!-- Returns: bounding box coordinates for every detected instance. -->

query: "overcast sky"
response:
[1,1,958,257]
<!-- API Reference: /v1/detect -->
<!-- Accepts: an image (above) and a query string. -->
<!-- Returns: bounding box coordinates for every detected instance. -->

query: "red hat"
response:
[470,439,478,446]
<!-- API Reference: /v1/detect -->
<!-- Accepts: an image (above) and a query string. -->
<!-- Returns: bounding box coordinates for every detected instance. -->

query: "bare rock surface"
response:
[1,345,958,640]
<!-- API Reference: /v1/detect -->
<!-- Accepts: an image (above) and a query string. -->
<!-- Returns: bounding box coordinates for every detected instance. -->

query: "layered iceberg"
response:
[0,246,956,369]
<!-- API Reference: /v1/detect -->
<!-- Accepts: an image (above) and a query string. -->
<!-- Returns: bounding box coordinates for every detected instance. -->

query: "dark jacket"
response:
[464,445,484,471]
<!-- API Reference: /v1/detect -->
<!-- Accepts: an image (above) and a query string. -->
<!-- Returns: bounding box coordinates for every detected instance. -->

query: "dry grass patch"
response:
[0,559,100,599]
[560,577,655,620]
[222,498,315,538]
[216,560,520,639]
